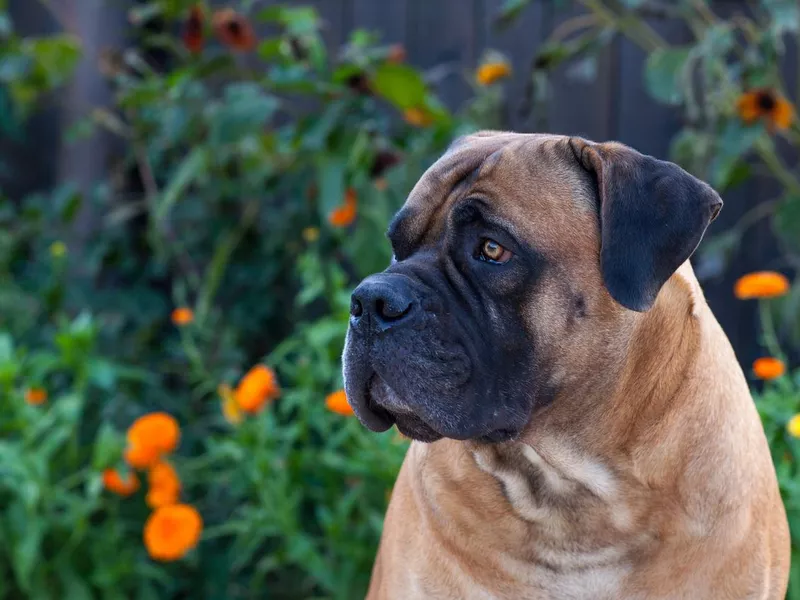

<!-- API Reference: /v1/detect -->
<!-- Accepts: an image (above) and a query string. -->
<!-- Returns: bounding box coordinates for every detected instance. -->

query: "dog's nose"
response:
[350,274,416,331]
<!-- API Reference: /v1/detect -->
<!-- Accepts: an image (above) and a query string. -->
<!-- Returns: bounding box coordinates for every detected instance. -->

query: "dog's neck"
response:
[409,271,706,574]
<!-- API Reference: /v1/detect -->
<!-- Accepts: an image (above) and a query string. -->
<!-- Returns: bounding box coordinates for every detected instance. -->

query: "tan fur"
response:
[367,133,789,599]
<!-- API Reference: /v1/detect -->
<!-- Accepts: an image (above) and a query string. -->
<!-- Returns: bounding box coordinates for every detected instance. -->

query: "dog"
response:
[342,132,790,599]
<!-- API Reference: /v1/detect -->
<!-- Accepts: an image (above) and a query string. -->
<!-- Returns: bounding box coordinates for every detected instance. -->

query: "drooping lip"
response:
[344,370,394,432]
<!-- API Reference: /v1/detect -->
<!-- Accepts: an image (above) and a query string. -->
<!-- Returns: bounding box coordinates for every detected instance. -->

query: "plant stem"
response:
[577,0,666,51]
[759,300,785,359]
[756,141,800,196]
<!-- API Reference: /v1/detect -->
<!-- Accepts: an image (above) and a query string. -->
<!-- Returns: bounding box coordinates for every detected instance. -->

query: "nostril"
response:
[376,298,413,321]
[350,298,363,318]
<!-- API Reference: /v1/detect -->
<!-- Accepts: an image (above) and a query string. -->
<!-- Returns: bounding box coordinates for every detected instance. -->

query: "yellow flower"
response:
[302,227,320,243]
[24,387,47,406]
[218,383,243,425]
[325,389,354,416]
[50,241,67,258]
[737,88,794,131]
[235,365,280,413]
[787,414,800,438]
[476,61,511,86]
[753,357,786,380]
[144,504,203,561]
[734,271,790,299]
[403,107,433,127]
[102,468,140,497]
[171,307,194,326]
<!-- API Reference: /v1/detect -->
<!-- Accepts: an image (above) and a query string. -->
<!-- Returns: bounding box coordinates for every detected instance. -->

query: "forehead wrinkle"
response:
[391,138,516,255]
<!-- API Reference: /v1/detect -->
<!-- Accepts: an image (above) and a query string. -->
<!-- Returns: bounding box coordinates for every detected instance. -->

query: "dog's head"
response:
[342,132,721,443]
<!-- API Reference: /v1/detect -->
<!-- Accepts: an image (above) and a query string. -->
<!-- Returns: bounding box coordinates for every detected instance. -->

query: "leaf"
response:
[763,0,799,34]
[88,358,117,390]
[10,510,43,592]
[0,332,13,362]
[709,121,765,189]
[155,147,208,222]
[371,63,428,110]
[315,154,346,218]
[774,195,800,253]
[92,422,123,469]
[644,47,691,105]
[494,0,534,29]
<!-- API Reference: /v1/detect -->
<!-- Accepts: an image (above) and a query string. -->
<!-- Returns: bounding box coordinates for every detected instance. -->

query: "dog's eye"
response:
[476,238,512,264]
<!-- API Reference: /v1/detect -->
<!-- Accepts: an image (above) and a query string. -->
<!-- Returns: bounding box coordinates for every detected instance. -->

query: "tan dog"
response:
[342,132,790,599]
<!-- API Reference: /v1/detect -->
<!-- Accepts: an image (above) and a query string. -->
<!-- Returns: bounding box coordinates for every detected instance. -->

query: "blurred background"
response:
[1,0,799,598]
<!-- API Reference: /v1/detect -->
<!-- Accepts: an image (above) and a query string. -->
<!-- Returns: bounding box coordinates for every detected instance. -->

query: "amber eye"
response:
[478,238,512,264]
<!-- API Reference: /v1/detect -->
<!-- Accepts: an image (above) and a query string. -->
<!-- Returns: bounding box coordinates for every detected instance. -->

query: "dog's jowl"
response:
[342,132,790,600]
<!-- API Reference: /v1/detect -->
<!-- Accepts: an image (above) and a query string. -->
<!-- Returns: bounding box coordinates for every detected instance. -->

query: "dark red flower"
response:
[182,5,205,54]
[212,8,256,52]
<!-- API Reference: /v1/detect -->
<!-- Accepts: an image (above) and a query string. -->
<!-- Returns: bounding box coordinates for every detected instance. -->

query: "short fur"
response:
[342,132,789,599]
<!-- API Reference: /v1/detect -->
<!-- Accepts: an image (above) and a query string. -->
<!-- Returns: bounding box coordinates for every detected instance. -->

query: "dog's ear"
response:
[568,137,722,312]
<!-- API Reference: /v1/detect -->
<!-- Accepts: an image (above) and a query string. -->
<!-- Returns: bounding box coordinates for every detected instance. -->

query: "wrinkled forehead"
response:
[387,132,593,258]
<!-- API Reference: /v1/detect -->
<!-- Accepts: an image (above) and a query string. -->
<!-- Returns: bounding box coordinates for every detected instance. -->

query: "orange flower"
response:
[325,389,354,416]
[125,412,181,469]
[328,188,357,228]
[212,8,256,52]
[387,44,406,64]
[144,504,203,561]
[146,461,182,508]
[102,468,140,497]
[734,271,790,299]
[476,61,512,86]
[403,107,433,128]
[753,357,786,380]
[183,5,204,54]
[171,307,194,326]
[737,89,794,131]
[234,365,280,413]
[218,383,243,425]
[24,387,47,406]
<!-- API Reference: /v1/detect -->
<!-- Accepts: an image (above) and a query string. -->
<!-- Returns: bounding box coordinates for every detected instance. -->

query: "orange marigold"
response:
[212,8,256,52]
[171,307,194,326]
[102,468,140,497]
[737,88,794,131]
[734,271,790,299]
[325,389,354,416]
[476,61,512,86]
[125,412,181,469]
[234,365,280,413]
[328,188,357,228]
[753,357,786,381]
[403,107,433,128]
[146,461,182,508]
[144,504,203,561]
[24,387,47,406]
[183,5,204,54]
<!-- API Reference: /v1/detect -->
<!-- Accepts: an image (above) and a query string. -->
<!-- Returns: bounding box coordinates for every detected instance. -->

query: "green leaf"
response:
[0,332,13,362]
[774,195,800,253]
[371,63,428,110]
[92,422,123,469]
[156,147,208,222]
[495,0,533,29]
[763,0,799,34]
[709,121,765,189]
[644,47,691,105]
[315,154,346,217]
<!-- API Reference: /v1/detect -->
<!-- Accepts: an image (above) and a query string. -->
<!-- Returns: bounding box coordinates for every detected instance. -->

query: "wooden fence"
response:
[5,0,785,365]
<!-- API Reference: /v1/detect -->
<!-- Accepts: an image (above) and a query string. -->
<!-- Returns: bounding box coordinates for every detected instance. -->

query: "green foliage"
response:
[0,1,509,598]
[756,370,800,600]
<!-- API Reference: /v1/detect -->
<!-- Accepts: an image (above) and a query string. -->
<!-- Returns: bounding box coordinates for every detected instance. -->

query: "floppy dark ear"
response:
[569,137,723,312]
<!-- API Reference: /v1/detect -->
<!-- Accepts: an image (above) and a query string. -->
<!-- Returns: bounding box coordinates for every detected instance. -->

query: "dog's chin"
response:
[366,375,521,444]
